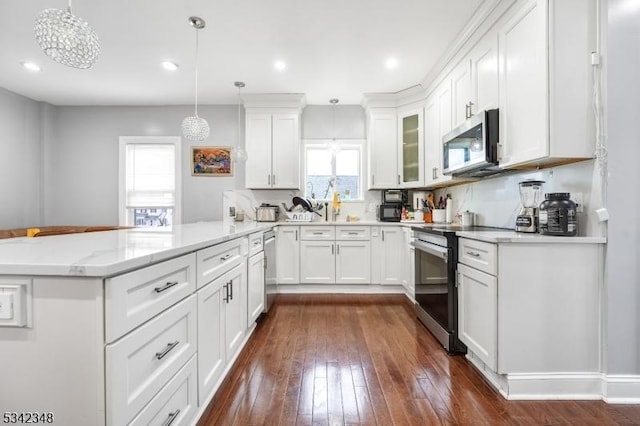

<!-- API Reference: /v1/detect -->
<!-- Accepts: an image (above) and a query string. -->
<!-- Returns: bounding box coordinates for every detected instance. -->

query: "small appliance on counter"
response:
[255,204,280,222]
[515,180,545,232]
[377,204,402,222]
[381,189,408,205]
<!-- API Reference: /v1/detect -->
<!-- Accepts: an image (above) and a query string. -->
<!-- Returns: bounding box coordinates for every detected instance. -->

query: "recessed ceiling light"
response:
[161,61,179,71]
[274,60,286,71]
[385,57,398,69]
[20,61,41,72]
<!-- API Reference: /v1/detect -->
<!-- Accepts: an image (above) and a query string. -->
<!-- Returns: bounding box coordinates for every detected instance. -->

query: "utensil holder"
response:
[432,209,446,223]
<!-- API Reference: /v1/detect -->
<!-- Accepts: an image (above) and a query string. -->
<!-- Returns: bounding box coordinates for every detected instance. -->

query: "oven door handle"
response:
[411,240,449,262]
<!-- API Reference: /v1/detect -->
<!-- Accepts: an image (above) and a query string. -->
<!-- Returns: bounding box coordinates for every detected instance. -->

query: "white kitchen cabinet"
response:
[424,79,455,187]
[374,227,405,285]
[397,106,424,188]
[245,110,301,189]
[470,34,499,115]
[335,240,371,284]
[457,262,498,370]
[247,251,265,325]
[403,227,415,302]
[367,108,398,189]
[196,276,224,405]
[224,262,247,361]
[299,226,370,284]
[498,0,595,169]
[451,59,472,129]
[276,226,300,284]
[300,240,335,284]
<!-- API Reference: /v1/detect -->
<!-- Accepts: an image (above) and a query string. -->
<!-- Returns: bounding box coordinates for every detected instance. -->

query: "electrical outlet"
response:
[229,206,236,217]
[571,192,584,213]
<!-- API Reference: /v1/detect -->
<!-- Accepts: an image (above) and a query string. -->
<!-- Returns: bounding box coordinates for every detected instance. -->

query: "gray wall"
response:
[605,0,640,375]
[0,87,49,229]
[47,105,242,225]
[302,105,365,139]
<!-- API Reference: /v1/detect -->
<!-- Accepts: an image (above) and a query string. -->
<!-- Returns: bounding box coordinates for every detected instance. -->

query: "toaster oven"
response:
[255,204,279,222]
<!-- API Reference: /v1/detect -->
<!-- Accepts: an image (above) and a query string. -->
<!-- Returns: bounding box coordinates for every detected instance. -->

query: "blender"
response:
[515,180,545,233]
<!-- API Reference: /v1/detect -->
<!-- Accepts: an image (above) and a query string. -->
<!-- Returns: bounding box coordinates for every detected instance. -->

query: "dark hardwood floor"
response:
[199,294,640,425]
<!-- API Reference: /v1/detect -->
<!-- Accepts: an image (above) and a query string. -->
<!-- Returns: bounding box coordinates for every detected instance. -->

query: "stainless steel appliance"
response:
[377,204,402,222]
[443,109,500,177]
[381,189,408,205]
[516,180,545,233]
[411,225,507,353]
[263,229,277,312]
[256,204,279,222]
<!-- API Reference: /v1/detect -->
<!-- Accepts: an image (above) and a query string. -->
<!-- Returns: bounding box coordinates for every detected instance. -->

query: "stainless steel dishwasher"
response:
[263,229,277,312]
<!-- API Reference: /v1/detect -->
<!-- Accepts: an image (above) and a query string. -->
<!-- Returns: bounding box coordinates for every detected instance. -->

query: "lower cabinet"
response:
[299,226,370,284]
[247,251,265,325]
[372,226,405,285]
[457,262,498,370]
[197,262,247,405]
[276,226,300,284]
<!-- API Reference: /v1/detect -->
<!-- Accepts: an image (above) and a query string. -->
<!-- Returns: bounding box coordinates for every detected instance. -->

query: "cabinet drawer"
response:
[248,231,264,256]
[106,295,197,426]
[197,239,244,288]
[300,226,335,240]
[105,253,196,342]
[336,226,370,240]
[458,238,497,275]
[129,354,198,426]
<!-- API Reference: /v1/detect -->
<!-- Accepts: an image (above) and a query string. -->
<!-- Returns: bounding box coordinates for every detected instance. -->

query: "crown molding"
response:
[241,93,307,110]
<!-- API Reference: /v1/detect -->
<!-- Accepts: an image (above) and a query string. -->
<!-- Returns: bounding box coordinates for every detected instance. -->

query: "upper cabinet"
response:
[243,94,306,189]
[497,0,596,169]
[367,108,398,189]
[424,79,454,187]
[397,106,424,188]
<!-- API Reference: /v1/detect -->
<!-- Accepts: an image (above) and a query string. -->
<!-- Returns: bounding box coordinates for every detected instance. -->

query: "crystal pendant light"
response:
[182,17,210,141]
[233,81,248,163]
[34,0,100,69]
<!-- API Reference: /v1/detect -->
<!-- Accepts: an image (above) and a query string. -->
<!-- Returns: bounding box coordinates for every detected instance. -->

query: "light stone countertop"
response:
[0,221,275,277]
[456,230,606,244]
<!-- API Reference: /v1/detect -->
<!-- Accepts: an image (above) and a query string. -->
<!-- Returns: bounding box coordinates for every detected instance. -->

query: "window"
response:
[303,140,363,201]
[118,136,181,227]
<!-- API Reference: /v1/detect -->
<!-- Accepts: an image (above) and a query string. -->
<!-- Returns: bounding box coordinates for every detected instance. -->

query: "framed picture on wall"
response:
[191,146,233,176]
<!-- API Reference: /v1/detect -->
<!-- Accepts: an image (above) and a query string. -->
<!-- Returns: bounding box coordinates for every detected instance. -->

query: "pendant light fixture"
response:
[234,81,248,163]
[34,0,100,69]
[182,16,210,141]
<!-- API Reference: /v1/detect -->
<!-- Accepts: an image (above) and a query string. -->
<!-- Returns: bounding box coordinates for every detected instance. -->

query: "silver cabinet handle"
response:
[466,251,481,257]
[272,174,276,185]
[154,281,178,293]
[155,341,179,360]
[313,232,323,235]
[397,174,401,185]
[331,244,334,255]
[223,283,229,302]
[229,280,233,300]
[347,232,358,235]
[162,409,181,426]
[372,175,375,185]
[295,230,298,241]
[337,244,340,255]
[220,254,232,262]
[253,240,261,246]
[382,230,385,242]
[268,174,271,185]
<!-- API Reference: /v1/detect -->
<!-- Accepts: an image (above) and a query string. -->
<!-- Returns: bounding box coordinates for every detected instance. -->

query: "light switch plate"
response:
[0,279,32,327]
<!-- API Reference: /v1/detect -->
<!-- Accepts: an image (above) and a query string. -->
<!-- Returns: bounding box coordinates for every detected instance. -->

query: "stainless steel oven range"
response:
[411,225,507,353]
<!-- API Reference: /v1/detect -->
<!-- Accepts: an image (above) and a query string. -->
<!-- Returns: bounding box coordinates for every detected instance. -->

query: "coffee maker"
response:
[515,180,545,233]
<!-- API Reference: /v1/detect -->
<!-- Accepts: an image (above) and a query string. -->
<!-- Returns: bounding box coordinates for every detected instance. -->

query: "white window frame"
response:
[302,139,365,201]
[118,136,182,226]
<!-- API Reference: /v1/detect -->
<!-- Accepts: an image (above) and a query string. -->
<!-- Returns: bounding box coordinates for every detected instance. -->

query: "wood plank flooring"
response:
[198,294,640,425]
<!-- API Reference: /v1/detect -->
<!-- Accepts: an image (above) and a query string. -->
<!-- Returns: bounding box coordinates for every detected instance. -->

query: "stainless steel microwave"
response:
[377,204,402,222]
[442,109,500,177]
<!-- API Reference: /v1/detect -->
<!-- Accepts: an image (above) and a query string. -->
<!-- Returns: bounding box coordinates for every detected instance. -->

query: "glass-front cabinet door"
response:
[397,107,424,188]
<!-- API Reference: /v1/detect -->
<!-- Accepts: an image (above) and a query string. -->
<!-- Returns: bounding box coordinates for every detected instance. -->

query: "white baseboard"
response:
[603,375,640,403]
[277,284,405,294]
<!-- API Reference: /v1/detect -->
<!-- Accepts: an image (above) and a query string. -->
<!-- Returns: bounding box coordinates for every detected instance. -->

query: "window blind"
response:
[125,144,175,207]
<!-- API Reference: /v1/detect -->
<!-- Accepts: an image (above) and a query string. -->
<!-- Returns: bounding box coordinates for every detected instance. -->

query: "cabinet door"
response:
[368,110,398,189]
[271,113,300,189]
[247,252,265,326]
[452,59,472,128]
[498,0,549,168]
[471,33,499,115]
[335,241,371,284]
[397,108,424,188]
[197,276,225,405]
[224,263,247,361]
[424,95,440,186]
[457,263,497,370]
[379,227,405,285]
[300,241,335,284]
[276,226,300,284]
[430,80,455,186]
[245,112,273,189]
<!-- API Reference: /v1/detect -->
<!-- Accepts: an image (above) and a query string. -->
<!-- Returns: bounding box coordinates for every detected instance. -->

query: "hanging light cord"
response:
[67,0,73,12]
[194,27,200,117]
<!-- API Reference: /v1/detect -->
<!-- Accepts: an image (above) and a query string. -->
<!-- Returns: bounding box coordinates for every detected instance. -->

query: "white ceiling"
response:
[0,0,484,106]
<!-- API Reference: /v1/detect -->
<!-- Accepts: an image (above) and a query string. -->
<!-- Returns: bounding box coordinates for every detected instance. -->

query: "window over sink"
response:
[118,136,182,227]
[303,140,363,201]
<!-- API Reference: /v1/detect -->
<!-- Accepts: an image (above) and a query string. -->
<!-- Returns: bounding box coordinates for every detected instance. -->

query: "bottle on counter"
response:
[539,193,577,236]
